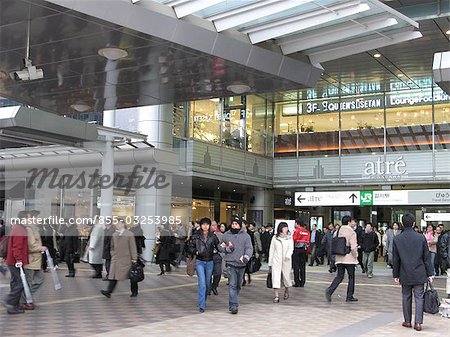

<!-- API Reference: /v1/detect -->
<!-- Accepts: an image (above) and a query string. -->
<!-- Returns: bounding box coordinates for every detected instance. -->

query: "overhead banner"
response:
[295,189,450,206]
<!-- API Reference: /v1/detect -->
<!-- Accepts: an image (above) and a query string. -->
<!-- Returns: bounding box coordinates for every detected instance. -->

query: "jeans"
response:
[4,266,23,308]
[327,264,356,299]
[227,265,245,310]
[292,249,307,286]
[195,259,213,309]
[362,251,375,276]
[402,284,424,324]
[429,252,436,276]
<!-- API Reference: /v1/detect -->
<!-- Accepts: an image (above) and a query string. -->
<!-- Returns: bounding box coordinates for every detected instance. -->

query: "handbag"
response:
[266,271,273,288]
[247,256,262,274]
[129,262,145,283]
[423,281,440,314]
[186,256,196,277]
[331,227,351,256]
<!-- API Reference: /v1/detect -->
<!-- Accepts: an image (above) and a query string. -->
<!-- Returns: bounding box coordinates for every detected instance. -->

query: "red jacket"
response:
[293,226,311,253]
[6,224,29,266]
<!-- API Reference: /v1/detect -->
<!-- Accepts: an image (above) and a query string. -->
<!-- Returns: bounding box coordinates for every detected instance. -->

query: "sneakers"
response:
[367,274,373,278]
[230,308,238,314]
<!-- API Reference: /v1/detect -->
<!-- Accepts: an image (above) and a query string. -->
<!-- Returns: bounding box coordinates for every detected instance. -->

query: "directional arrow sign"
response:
[295,191,360,206]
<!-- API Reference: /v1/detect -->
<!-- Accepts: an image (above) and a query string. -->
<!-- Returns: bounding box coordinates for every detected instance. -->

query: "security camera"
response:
[10,58,44,81]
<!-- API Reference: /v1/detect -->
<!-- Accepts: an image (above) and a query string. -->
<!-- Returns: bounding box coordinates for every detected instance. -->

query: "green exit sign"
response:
[360,191,373,205]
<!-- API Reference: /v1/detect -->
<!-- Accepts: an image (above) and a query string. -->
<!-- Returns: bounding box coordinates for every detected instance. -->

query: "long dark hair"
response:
[276,222,289,237]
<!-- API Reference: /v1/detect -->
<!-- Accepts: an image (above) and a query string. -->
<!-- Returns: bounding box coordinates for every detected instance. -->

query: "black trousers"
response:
[104,259,111,277]
[91,264,103,277]
[4,266,23,308]
[65,253,75,275]
[211,259,222,290]
[107,279,138,295]
[357,248,364,271]
[292,249,307,286]
[327,264,355,299]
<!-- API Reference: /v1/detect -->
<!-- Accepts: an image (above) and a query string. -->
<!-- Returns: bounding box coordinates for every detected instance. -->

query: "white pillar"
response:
[103,110,115,128]
[136,104,173,150]
[135,173,172,261]
[248,187,273,227]
[100,140,114,218]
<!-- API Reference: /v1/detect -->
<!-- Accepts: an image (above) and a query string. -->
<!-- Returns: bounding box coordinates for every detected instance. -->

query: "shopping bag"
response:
[19,267,33,304]
[45,249,62,290]
[186,256,196,277]
[423,281,440,314]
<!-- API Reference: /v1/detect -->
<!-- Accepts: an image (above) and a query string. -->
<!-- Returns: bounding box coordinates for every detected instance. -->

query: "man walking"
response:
[309,224,321,266]
[325,215,358,302]
[361,223,379,278]
[292,219,310,287]
[393,213,433,332]
[220,217,253,314]
[3,211,29,314]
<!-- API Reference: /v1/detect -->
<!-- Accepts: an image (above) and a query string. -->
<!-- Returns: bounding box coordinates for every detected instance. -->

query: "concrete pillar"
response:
[136,104,173,150]
[247,187,273,227]
[100,140,114,218]
[135,173,172,261]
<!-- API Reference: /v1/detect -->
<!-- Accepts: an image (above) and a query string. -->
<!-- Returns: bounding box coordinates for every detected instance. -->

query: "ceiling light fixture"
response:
[70,102,91,112]
[226,83,251,94]
[373,53,381,58]
[98,47,128,61]
[398,73,404,77]
[446,29,450,35]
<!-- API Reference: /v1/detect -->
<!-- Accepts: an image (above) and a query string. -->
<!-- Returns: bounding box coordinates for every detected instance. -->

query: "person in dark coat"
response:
[361,223,379,278]
[130,223,146,257]
[261,225,274,262]
[60,222,79,277]
[156,225,174,275]
[102,223,115,280]
[393,213,433,332]
[321,223,335,273]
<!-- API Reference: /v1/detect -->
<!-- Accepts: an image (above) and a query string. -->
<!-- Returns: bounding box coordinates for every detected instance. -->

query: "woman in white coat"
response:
[268,222,294,303]
[88,221,105,278]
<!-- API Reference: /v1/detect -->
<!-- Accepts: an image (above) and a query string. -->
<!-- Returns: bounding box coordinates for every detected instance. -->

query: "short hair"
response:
[402,213,415,228]
[295,218,302,225]
[199,217,212,226]
[342,215,351,226]
[276,222,289,237]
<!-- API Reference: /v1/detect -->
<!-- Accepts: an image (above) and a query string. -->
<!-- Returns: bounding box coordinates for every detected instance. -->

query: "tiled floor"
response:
[0,262,448,337]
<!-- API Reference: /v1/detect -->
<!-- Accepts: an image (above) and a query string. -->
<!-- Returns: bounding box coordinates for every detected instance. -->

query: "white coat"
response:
[268,235,294,289]
[88,223,105,265]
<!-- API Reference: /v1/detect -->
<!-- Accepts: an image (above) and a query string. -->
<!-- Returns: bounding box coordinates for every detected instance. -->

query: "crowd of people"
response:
[1,210,449,331]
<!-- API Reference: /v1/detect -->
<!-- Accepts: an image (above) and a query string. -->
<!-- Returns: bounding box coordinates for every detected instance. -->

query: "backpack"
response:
[0,236,8,259]
[331,227,350,256]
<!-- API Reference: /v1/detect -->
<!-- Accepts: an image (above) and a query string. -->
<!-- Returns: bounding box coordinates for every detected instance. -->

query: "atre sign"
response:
[364,156,407,178]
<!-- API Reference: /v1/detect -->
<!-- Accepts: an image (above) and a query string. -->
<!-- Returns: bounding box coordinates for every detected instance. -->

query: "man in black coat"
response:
[60,222,79,277]
[393,213,433,332]
[361,223,379,278]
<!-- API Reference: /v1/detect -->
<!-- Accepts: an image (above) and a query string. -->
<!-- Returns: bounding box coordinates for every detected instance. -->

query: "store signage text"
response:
[389,90,449,107]
[363,156,406,178]
[306,97,382,114]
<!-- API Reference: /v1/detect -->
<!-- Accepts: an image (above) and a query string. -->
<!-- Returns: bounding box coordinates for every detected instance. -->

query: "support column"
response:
[247,187,273,227]
[100,140,114,218]
[137,104,173,150]
[135,174,173,262]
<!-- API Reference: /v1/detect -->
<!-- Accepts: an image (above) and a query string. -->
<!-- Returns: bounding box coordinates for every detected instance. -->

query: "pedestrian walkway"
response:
[0,262,448,337]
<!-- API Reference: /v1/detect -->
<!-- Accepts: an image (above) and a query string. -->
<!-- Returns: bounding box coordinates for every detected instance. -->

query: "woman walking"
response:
[101,219,138,298]
[187,217,219,313]
[268,222,293,303]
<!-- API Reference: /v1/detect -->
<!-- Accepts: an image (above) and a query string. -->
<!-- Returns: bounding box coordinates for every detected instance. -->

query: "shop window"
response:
[189,99,221,143]
[274,101,298,157]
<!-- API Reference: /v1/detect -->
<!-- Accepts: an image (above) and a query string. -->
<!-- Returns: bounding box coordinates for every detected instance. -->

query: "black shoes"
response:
[199,308,205,313]
[158,272,165,276]
[101,290,111,298]
[293,284,300,287]
[230,308,238,314]
[346,297,358,302]
[65,274,75,278]
[7,308,25,315]
[211,288,218,295]
[130,293,138,298]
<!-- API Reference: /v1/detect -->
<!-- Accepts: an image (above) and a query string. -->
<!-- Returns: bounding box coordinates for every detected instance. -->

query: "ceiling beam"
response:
[307,28,423,65]
[168,0,226,18]
[209,0,314,32]
[279,14,398,54]
[243,1,371,44]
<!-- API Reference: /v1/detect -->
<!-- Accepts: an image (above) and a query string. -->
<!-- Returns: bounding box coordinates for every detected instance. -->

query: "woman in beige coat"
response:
[101,220,138,298]
[268,222,294,303]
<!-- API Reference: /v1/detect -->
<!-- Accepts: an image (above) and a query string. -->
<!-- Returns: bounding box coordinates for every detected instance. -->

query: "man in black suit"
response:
[393,213,433,332]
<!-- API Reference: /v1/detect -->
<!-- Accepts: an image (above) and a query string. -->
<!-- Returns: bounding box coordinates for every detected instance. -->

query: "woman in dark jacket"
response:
[156,225,174,275]
[187,217,219,313]
[130,223,146,256]
[60,222,79,277]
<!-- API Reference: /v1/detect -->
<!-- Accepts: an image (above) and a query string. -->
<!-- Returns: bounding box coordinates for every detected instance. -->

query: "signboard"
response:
[295,189,450,206]
[424,213,450,222]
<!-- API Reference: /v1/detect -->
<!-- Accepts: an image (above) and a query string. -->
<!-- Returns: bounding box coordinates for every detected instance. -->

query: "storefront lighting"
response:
[373,53,381,58]
[70,102,91,112]
[226,83,251,94]
[210,98,220,102]
[398,73,404,77]
[446,29,450,35]
[98,47,128,60]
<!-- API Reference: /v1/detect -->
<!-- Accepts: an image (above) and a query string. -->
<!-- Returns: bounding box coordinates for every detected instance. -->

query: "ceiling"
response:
[0,0,448,114]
